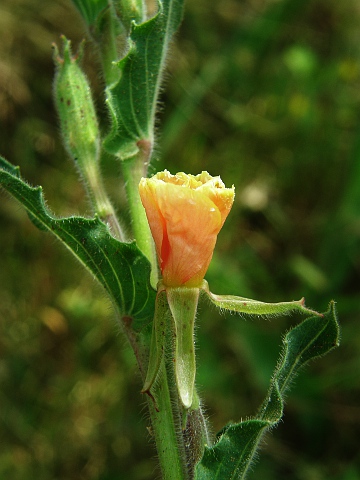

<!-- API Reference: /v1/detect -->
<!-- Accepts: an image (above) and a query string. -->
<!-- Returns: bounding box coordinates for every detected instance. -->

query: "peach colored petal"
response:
[139,171,235,287]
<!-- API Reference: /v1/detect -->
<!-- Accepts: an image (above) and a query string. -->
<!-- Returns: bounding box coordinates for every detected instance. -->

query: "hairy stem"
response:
[143,293,211,479]
[83,162,126,240]
[120,146,158,287]
[147,359,189,480]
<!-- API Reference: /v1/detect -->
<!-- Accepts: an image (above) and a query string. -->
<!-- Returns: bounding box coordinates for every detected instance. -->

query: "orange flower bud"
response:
[139,170,235,288]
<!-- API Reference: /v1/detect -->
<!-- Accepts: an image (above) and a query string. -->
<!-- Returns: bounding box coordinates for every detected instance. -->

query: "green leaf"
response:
[104,0,184,158]
[201,280,321,318]
[71,0,108,25]
[0,155,155,330]
[195,301,340,480]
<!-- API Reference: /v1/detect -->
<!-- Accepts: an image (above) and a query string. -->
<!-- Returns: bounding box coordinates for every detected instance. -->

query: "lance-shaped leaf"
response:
[201,280,321,317]
[195,301,340,480]
[0,156,155,330]
[104,0,184,158]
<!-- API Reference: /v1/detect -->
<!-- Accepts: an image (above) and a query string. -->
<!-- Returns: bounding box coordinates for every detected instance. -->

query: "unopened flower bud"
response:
[139,170,235,288]
[53,36,125,241]
[53,36,100,169]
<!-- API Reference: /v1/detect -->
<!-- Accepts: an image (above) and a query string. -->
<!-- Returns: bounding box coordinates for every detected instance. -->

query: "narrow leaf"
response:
[195,302,340,480]
[0,155,155,330]
[202,280,321,318]
[104,0,184,157]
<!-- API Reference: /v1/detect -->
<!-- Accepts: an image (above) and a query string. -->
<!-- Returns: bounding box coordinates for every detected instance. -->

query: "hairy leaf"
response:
[104,0,184,158]
[195,302,340,480]
[202,280,321,318]
[0,155,155,330]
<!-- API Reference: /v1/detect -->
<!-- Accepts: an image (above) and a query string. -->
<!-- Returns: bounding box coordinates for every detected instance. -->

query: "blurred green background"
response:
[0,0,359,478]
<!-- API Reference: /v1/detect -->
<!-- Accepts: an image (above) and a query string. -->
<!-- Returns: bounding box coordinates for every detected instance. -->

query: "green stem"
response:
[146,323,210,479]
[120,146,158,287]
[140,289,210,479]
[147,360,188,480]
[84,162,126,240]
[183,403,213,478]
[120,309,188,478]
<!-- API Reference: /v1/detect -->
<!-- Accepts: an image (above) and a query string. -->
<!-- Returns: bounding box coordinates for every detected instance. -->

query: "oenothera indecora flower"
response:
[139,171,321,411]
[139,170,235,288]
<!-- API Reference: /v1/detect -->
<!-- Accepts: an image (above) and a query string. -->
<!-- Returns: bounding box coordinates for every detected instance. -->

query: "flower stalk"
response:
[53,36,125,240]
[142,287,210,479]
[146,360,189,480]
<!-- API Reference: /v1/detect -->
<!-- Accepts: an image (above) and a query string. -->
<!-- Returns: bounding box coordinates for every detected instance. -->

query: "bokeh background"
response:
[1,0,359,478]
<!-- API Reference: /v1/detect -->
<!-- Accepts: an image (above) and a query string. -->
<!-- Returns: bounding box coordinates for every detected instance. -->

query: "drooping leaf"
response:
[0,155,155,330]
[104,0,184,158]
[195,301,340,480]
[202,279,321,318]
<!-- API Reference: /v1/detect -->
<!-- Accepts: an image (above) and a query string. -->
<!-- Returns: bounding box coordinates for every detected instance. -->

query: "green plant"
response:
[0,1,340,478]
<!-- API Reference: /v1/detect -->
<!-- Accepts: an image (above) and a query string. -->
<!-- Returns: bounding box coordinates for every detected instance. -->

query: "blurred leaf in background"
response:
[0,0,359,479]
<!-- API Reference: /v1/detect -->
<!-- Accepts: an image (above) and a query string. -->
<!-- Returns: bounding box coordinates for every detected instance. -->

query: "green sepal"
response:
[201,280,321,317]
[0,155,155,328]
[141,288,169,402]
[142,284,200,410]
[195,301,340,480]
[104,0,184,158]
[167,286,200,409]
